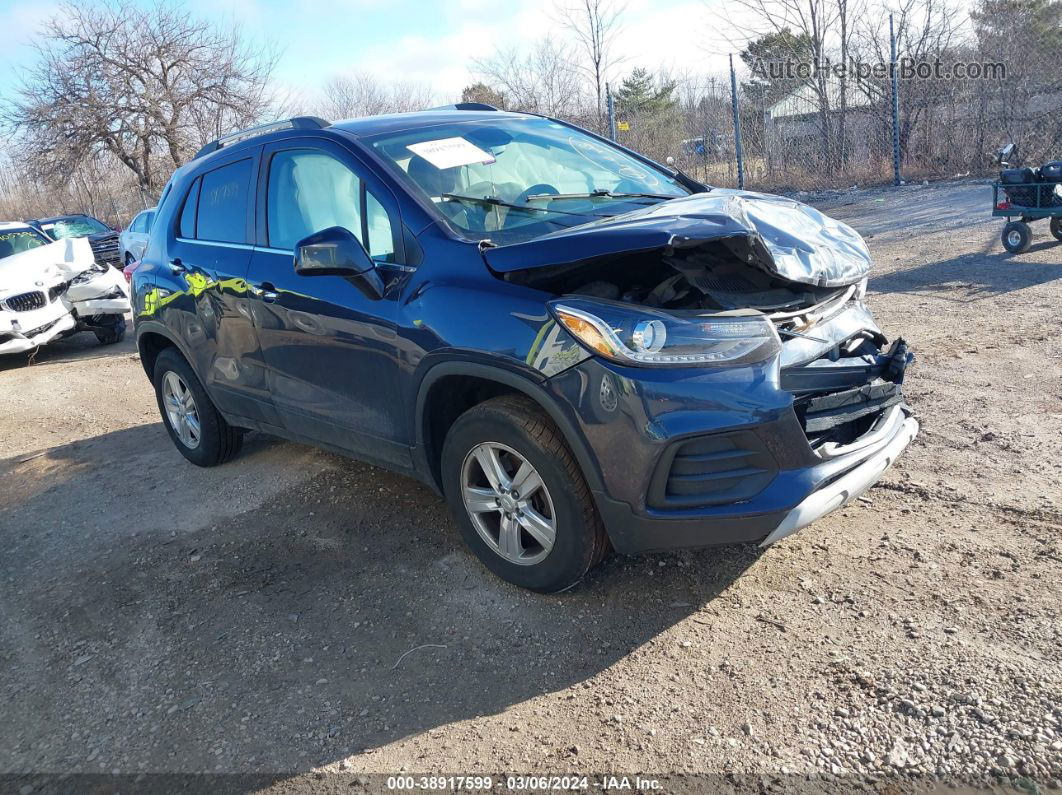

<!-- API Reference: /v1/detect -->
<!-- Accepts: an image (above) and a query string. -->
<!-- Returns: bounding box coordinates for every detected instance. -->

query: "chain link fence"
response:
[610,45,1061,194]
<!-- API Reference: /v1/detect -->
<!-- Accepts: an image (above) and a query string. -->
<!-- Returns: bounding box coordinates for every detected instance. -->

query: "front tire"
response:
[153,348,243,467]
[1001,221,1032,253]
[441,395,609,592]
[1051,216,1062,241]
[93,314,126,345]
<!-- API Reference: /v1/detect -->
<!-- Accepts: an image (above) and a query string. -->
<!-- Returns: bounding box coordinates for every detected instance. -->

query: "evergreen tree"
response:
[614,68,677,115]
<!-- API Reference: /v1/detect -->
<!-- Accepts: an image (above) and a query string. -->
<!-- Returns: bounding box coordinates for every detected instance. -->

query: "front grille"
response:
[648,430,777,510]
[4,291,46,312]
[89,234,122,268]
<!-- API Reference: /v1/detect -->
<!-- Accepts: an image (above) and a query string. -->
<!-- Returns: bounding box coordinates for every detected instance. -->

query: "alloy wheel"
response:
[162,371,201,449]
[460,442,557,566]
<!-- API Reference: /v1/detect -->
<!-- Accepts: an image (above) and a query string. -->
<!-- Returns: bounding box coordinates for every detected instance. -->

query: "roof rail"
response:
[194,116,331,160]
[428,102,499,112]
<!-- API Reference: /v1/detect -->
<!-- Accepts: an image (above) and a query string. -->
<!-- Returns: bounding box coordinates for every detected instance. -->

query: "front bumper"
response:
[545,351,917,555]
[760,406,917,546]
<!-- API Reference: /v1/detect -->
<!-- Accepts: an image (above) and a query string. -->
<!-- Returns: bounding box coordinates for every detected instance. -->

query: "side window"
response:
[196,159,252,244]
[267,149,395,261]
[179,178,201,239]
[143,211,155,232]
[128,214,142,233]
[365,192,395,262]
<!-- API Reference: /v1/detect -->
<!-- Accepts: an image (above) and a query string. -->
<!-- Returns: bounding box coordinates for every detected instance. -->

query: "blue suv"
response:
[132,107,917,592]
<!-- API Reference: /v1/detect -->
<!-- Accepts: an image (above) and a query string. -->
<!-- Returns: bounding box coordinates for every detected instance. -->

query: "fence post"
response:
[729,54,745,190]
[606,83,617,142]
[890,13,902,186]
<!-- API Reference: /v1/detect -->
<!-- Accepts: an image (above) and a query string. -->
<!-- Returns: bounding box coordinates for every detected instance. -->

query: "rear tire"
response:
[441,395,609,592]
[153,348,243,467]
[93,315,126,345]
[1050,216,1062,241]
[1001,221,1032,253]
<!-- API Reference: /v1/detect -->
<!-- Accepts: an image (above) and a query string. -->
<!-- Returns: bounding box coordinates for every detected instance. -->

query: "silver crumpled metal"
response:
[700,189,874,288]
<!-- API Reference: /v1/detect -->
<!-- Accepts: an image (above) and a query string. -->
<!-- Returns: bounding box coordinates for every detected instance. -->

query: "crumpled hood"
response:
[483,189,873,288]
[0,236,97,285]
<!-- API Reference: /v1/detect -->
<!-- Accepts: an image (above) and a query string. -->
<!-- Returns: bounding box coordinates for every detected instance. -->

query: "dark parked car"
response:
[30,213,124,269]
[132,108,917,591]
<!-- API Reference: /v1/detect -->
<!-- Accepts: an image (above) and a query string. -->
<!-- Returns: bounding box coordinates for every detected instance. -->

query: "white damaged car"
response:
[0,221,131,356]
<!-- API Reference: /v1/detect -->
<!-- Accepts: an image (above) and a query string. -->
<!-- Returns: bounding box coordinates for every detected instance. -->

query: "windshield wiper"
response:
[441,193,609,219]
[525,189,681,202]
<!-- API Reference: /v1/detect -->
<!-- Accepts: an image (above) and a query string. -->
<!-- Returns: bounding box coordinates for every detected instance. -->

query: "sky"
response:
[0,0,747,105]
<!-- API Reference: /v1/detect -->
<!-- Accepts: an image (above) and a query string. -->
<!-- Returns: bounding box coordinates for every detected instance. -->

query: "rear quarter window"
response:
[196,159,252,244]
[179,178,202,239]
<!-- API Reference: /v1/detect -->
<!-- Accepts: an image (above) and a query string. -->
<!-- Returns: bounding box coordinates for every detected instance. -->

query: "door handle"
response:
[168,258,186,275]
[252,282,278,302]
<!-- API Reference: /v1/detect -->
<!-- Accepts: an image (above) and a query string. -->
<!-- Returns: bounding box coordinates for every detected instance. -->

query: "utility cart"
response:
[993,143,1062,253]
[993,182,1062,253]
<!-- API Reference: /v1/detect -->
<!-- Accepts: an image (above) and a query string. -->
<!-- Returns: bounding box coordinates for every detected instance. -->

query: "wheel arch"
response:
[413,362,604,499]
[136,322,193,381]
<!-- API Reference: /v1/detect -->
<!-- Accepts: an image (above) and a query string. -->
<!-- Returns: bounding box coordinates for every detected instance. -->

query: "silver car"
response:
[118,207,156,265]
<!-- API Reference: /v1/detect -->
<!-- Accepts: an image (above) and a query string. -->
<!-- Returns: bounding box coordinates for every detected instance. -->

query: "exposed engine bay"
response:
[489,191,913,458]
[0,237,130,355]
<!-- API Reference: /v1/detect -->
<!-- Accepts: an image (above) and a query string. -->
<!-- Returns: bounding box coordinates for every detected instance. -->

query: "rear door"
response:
[158,149,275,424]
[245,137,411,469]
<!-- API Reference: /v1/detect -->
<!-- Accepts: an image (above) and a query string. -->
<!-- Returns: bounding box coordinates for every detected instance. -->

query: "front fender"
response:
[410,358,607,499]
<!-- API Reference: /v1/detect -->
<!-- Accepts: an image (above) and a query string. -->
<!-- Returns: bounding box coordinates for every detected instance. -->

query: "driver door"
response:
[246,138,412,471]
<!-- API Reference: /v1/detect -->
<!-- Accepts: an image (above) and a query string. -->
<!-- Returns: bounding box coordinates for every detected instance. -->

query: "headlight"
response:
[549,298,781,367]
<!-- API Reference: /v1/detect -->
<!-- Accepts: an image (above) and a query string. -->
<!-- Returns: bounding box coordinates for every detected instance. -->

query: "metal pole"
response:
[890,13,902,186]
[606,83,617,142]
[729,54,745,190]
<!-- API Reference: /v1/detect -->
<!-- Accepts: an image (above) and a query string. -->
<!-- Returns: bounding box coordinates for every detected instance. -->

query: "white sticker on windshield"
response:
[407,137,496,169]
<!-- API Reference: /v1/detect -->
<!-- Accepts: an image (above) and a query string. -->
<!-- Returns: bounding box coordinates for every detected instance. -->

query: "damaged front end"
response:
[487,189,917,546]
[0,237,131,355]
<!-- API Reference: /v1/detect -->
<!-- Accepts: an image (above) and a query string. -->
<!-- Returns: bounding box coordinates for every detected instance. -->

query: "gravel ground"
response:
[1,180,1059,792]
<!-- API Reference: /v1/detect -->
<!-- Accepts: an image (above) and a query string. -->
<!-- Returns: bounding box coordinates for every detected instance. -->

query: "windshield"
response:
[40,215,110,239]
[0,227,50,260]
[368,117,689,245]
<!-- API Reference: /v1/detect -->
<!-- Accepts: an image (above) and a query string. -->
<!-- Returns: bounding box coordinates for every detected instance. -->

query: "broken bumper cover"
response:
[545,350,917,555]
[0,311,77,354]
[759,406,918,547]
[592,405,917,554]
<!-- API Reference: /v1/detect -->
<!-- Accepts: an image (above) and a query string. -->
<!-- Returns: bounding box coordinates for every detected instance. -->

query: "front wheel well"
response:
[422,375,523,489]
[137,331,178,379]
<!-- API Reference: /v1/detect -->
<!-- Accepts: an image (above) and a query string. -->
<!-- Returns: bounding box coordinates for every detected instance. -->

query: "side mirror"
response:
[294,225,384,299]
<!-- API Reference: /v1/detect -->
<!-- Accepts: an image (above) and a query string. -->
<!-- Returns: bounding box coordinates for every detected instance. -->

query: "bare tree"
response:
[316,73,436,119]
[472,37,587,117]
[850,0,964,161]
[4,1,277,201]
[555,0,627,132]
[725,0,867,170]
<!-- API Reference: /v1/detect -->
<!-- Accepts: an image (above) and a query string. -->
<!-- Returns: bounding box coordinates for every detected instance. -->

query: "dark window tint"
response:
[196,159,252,244]
[179,178,201,238]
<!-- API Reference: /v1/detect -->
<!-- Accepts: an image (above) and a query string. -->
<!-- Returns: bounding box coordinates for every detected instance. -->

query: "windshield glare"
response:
[41,216,110,239]
[369,118,688,244]
[0,227,50,260]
